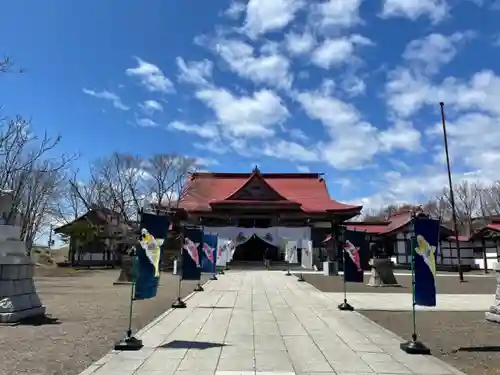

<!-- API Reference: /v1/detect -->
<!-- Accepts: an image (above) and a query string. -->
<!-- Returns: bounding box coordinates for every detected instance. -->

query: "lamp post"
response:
[439,102,464,282]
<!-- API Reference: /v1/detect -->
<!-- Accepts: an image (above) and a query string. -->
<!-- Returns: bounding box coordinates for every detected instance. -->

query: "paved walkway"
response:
[81,270,466,375]
[325,292,492,311]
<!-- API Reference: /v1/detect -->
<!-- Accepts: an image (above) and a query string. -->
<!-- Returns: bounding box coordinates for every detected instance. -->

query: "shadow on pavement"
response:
[159,340,227,350]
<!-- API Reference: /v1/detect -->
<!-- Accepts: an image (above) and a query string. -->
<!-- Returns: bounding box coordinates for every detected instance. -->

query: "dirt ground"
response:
[362,310,500,375]
[301,273,497,294]
[303,273,500,375]
[0,269,210,375]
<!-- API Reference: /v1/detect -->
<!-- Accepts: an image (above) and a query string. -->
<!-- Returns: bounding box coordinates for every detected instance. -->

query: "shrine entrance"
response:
[233,234,279,262]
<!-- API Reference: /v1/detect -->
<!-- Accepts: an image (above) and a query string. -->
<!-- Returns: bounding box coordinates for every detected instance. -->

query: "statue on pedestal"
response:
[0,190,45,323]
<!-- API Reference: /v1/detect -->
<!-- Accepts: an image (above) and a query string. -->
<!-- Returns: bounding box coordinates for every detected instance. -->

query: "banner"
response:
[343,238,363,283]
[134,228,164,300]
[201,233,218,273]
[413,217,440,307]
[140,212,170,239]
[182,227,202,281]
[286,241,298,264]
[216,238,231,267]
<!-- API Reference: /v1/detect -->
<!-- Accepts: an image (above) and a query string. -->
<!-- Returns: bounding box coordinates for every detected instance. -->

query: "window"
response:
[405,238,412,255]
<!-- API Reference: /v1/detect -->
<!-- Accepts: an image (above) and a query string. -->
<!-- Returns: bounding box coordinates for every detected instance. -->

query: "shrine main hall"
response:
[178,167,362,262]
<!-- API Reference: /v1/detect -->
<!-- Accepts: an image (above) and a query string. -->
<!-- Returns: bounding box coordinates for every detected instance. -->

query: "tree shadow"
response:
[455,346,500,353]
[158,340,227,350]
[197,306,233,309]
[12,314,61,326]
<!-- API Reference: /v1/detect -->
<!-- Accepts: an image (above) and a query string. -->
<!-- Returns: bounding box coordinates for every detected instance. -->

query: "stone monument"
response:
[0,190,45,323]
[485,263,500,323]
[367,242,399,287]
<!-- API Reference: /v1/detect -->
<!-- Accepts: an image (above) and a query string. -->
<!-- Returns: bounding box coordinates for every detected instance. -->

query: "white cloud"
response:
[167,121,219,139]
[378,120,421,152]
[403,32,474,75]
[297,165,311,173]
[285,31,315,55]
[341,74,366,96]
[176,57,213,86]
[288,128,309,142]
[82,88,129,110]
[242,0,305,38]
[136,118,157,127]
[139,100,163,115]
[311,35,373,69]
[381,0,449,23]
[195,157,220,167]
[224,1,246,19]
[215,39,292,89]
[126,57,174,93]
[262,140,319,162]
[311,0,363,31]
[195,87,289,138]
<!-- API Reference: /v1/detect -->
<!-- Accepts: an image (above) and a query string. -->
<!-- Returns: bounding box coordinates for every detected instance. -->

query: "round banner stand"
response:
[194,283,204,292]
[297,273,305,282]
[210,274,218,281]
[400,336,431,355]
[338,299,354,311]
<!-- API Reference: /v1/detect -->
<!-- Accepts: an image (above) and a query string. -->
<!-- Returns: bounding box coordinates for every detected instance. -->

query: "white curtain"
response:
[203,226,311,250]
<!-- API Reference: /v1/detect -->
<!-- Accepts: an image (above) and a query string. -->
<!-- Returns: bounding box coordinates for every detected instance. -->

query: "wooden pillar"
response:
[482,237,488,273]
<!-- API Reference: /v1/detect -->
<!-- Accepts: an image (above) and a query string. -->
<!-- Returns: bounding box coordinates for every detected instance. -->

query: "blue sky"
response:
[2,0,500,213]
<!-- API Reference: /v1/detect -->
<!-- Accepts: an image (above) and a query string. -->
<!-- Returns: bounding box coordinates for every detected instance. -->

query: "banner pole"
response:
[172,234,187,308]
[400,213,430,355]
[210,234,218,280]
[338,226,354,311]
[114,248,143,350]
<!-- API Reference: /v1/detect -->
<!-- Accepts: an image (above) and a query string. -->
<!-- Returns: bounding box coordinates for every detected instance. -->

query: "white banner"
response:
[216,238,232,267]
[286,241,298,264]
[301,240,313,269]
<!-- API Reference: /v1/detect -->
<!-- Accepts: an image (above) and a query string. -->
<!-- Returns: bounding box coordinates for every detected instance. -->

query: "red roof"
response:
[345,223,390,234]
[487,220,500,232]
[179,171,362,214]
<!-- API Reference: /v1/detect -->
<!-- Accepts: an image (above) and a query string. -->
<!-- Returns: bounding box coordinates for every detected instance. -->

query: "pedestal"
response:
[485,263,500,323]
[323,261,338,276]
[367,258,399,287]
[0,236,45,323]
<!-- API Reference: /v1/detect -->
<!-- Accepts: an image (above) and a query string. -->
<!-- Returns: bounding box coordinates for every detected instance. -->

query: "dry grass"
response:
[0,269,210,375]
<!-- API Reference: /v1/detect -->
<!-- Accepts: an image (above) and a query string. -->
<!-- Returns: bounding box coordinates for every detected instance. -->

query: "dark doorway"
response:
[233,234,279,261]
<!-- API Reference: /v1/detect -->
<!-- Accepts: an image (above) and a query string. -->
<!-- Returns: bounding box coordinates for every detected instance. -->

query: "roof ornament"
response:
[252,165,260,174]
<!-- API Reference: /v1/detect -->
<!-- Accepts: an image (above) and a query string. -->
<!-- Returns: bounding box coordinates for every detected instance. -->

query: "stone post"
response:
[485,263,500,323]
[0,190,45,323]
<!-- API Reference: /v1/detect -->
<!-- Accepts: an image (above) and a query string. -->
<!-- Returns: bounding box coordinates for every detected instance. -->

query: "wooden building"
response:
[177,167,362,263]
[345,211,500,271]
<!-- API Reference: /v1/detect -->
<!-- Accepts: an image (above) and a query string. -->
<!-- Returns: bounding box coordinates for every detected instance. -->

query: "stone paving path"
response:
[325,292,492,311]
[81,270,466,375]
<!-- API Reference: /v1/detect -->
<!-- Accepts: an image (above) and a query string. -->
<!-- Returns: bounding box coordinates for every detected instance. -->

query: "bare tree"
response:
[442,181,480,236]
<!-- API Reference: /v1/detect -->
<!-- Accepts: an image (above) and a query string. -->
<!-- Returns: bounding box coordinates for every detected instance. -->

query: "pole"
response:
[400,213,430,354]
[338,226,353,311]
[48,224,53,250]
[114,249,143,350]
[440,102,464,282]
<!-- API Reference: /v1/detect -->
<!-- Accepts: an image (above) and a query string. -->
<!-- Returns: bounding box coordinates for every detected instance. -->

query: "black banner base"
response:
[338,301,354,311]
[285,270,292,276]
[219,270,225,275]
[297,273,305,282]
[400,340,431,355]
[172,298,187,308]
[210,274,218,280]
[114,336,143,351]
[194,283,204,292]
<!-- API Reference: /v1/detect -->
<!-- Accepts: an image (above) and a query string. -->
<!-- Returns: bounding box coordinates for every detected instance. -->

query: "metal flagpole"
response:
[440,102,464,283]
[172,227,187,308]
[338,226,353,311]
[210,232,218,280]
[114,248,143,350]
[194,225,204,292]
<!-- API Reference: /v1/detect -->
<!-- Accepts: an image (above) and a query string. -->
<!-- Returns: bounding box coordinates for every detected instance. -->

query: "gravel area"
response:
[301,273,496,294]
[0,269,210,375]
[361,310,500,375]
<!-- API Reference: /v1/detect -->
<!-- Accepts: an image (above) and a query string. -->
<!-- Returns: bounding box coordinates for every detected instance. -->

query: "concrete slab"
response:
[79,270,467,375]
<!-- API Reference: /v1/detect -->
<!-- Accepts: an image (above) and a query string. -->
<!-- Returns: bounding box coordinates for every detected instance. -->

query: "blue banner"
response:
[182,227,202,281]
[140,212,170,238]
[134,221,166,300]
[413,217,440,306]
[201,233,218,274]
[343,230,364,283]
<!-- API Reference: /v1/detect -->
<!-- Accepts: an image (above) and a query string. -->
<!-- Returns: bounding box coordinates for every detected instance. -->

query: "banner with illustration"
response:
[413,217,440,307]
[134,213,170,300]
[216,238,232,267]
[286,241,298,264]
[301,239,313,269]
[182,227,202,281]
[342,230,364,283]
[201,233,218,273]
